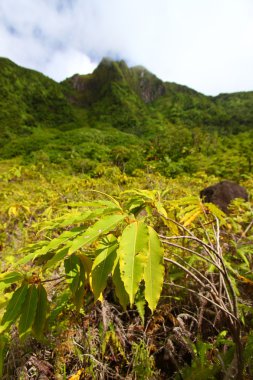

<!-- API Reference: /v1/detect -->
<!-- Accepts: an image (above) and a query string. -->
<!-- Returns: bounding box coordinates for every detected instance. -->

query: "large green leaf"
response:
[118,221,148,305]
[112,261,129,310]
[144,226,164,312]
[91,235,118,300]
[19,284,38,338]
[0,283,28,333]
[33,284,48,339]
[68,213,127,255]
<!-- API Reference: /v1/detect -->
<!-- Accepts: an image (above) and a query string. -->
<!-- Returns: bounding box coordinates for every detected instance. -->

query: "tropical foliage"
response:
[0,57,253,379]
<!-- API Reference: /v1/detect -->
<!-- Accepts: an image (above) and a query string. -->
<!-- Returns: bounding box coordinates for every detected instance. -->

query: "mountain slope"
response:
[0,57,77,143]
[62,57,253,135]
[61,58,167,135]
[1,56,253,139]
[0,56,252,178]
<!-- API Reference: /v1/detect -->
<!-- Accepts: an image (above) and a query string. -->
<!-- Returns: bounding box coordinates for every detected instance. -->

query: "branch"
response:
[161,239,224,273]
[164,282,238,321]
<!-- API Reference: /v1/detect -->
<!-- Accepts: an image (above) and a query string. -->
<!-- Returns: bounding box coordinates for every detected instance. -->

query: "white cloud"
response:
[0,0,253,94]
[44,49,96,81]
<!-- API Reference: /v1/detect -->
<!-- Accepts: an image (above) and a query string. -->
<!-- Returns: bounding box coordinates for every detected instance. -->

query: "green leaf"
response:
[42,227,85,254]
[47,291,70,325]
[16,227,84,266]
[70,199,122,211]
[33,284,48,339]
[0,271,23,284]
[77,253,93,279]
[144,227,164,312]
[237,245,251,267]
[41,206,121,231]
[91,235,118,300]
[126,198,145,213]
[112,261,129,310]
[180,208,201,227]
[64,255,86,309]
[65,255,82,294]
[43,247,69,270]
[205,202,226,225]
[162,212,179,235]
[39,210,92,231]
[118,221,148,305]
[68,213,127,255]
[84,190,122,210]
[154,201,168,218]
[0,283,28,333]
[124,189,156,201]
[19,285,38,338]
[171,196,200,207]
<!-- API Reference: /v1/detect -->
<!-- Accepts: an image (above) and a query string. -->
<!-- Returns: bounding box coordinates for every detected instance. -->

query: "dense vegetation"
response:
[0,57,252,179]
[0,57,252,379]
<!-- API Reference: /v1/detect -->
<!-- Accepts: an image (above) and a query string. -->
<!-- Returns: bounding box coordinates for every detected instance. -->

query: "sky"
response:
[0,0,253,96]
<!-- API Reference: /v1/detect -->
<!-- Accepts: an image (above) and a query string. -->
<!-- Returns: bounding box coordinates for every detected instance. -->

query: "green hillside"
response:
[0,58,77,136]
[0,56,252,178]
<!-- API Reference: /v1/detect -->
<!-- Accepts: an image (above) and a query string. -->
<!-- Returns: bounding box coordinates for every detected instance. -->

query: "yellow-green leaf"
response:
[205,202,226,225]
[64,255,86,310]
[112,261,129,310]
[65,255,82,294]
[118,221,148,305]
[16,227,83,266]
[19,285,38,338]
[144,227,164,312]
[154,201,168,218]
[77,253,92,281]
[43,247,69,270]
[91,235,118,300]
[68,213,127,255]
[0,283,28,333]
[182,209,201,227]
[0,271,23,284]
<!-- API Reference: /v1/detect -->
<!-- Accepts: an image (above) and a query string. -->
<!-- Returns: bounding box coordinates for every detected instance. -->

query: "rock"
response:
[200,180,248,213]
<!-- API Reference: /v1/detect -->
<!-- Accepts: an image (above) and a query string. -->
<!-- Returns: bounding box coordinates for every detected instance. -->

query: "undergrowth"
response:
[0,162,252,379]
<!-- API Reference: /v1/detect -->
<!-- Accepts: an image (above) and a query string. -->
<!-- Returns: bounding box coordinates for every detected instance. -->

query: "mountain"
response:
[0,58,77,139]
[0,56,252,177]
[61,57,253,135]
[62,58,165,105]
[60,57,167,135]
